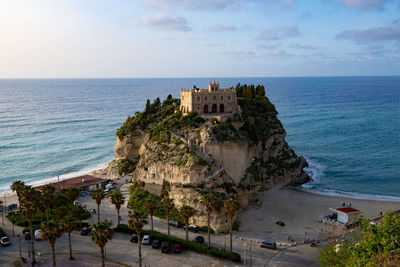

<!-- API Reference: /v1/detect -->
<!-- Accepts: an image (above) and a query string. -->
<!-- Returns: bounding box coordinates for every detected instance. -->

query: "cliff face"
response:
[112,90,309,233]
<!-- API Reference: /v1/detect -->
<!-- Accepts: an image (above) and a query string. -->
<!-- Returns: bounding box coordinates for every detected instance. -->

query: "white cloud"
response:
[141,15,192,31]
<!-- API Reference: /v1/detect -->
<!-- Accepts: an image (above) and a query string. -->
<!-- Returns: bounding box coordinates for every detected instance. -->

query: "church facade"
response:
[180,81,239,115]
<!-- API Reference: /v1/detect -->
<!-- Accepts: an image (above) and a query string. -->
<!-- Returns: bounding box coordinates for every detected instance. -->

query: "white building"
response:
[329,207,361,225]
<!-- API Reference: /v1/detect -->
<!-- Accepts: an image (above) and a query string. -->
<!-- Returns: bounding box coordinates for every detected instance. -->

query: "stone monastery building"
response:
[180,81,239,115]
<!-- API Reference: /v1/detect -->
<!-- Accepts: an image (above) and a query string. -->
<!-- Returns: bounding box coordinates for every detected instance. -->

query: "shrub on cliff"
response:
[319,211,400,267]
[117,158,137,176]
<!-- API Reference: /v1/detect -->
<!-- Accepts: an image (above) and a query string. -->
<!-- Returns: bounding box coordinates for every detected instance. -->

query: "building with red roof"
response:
[36,175,106,193]
[329,206,361,225]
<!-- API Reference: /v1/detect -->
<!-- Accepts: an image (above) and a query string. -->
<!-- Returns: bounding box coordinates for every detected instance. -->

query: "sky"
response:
[0,0,400,78]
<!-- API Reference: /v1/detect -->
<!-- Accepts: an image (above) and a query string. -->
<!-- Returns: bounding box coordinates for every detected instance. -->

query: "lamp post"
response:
[18,234,22,258]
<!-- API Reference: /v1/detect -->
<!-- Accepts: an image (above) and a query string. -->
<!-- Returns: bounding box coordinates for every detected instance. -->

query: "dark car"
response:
[187,225,199,233]
[80,227,91,236]
[130,234,138,243]
[24,232,31,240]
[152,240,161,249]
[260,241,276,249]
[161,242,170,253]
[192,236,204,243]
[173,243,182,253]
[168,220,182,228]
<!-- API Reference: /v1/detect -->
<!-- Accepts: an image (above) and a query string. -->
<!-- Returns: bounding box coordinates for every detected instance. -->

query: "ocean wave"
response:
[0,161,110,193]
[301,187,400,202]
[301,157,325,187]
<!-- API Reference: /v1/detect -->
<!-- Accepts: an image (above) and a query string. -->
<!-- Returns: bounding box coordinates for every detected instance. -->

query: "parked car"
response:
[152,240,161,249]
[34,229,42,241]
[260,241,276,249]
[0,236,11,247]
[173,243,182,253]
[24,232,31,240]
[187,225,199,233]
[130,234,138,243]
[80,227,91,236]
[161,242,170,253]
[192,236,204,243]
[142,235,151,245]
[168,220,182,228]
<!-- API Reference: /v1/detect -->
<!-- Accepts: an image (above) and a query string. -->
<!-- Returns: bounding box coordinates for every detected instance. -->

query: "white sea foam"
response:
[299,157,400,202]
[0,161,109,194]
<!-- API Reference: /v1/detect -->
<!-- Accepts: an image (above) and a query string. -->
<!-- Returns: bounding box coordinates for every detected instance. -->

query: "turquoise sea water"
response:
[0,77,399,200]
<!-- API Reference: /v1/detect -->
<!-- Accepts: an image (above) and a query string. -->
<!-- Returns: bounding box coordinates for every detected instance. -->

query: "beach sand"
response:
[237,187,400,242]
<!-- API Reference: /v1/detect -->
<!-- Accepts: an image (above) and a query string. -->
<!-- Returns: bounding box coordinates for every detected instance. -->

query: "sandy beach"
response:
[238,186,400,242]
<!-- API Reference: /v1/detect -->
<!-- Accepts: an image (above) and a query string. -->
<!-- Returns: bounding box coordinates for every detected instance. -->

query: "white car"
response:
[0,236,11,246]
[34,229,42,241]
[142,235,151,245]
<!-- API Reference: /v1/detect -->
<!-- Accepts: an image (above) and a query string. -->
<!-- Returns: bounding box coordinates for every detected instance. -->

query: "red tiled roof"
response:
[36,175,105,193]
[336,207,360,214]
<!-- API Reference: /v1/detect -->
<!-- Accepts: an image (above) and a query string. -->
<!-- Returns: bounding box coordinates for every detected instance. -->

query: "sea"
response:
[0,77,399,201]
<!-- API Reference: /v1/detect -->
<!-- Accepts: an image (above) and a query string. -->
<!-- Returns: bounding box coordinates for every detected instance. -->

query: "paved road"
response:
[0,183,321,266]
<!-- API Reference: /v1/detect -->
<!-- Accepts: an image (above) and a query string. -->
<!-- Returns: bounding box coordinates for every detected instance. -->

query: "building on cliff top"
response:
[180,81,239,116]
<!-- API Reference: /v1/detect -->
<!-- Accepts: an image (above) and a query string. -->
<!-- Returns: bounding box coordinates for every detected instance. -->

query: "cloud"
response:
[208,24,238,32]
[146,0,242,11]
[141,15,192,31]
[336,20,400,43]
[258,42,280,49]
[290,42,321,49]
[299,11,313,20]
[338,0,393,11]
[265,49,294,57]
[146,0,296,12]
[221,50,256,57]
[257,25,299,41]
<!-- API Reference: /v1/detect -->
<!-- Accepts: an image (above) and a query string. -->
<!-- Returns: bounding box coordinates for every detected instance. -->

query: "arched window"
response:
[228,95,231,100]
[221,96,223,100]
[205,96,207,101]
[197,96,200,102]
[213,95,216,100]
[212,104,217,113]
[219,104,224,113]
[204,105,209,113]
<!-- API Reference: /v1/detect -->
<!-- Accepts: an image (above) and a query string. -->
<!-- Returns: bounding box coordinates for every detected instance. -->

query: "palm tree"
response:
[90,188,105,221]
[224,197,240,253]
[128,210,148,267]
[200,193,218,246]
[88,220,114,267]
[20,186,40,263]
[61,216,75,260]
[41,184,55,220]
[72,204,85,229]
[108,190,125,225]
[179,205,195,241]
[41,219,63,267]
[61,187,80,206]
[160,196,174,236]
[10,180,25,208]
[144,195,158,231]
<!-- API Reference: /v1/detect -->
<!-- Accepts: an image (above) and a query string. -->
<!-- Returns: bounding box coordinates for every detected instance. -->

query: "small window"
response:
[213,95,216,100]
[197,96,200,102]
[205,96,207,101]
[228,95,231,100]
[221,96,223,100]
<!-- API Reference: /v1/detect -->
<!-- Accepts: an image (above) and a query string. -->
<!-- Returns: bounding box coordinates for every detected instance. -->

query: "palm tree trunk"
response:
[167,212,170,237]
[207,212,211,246]
[151,214,153,231]
[100,246,105,267]
[68,231,73,260]
[117,208,120,225]
[29,219,36,263]
[51,243,56,267]
[138,233,142,267]
[229,218,233,253]
[97,203,100,222]
[185,221,189,241]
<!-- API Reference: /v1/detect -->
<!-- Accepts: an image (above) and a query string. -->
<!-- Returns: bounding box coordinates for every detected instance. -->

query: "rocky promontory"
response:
[109,84,309,232]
